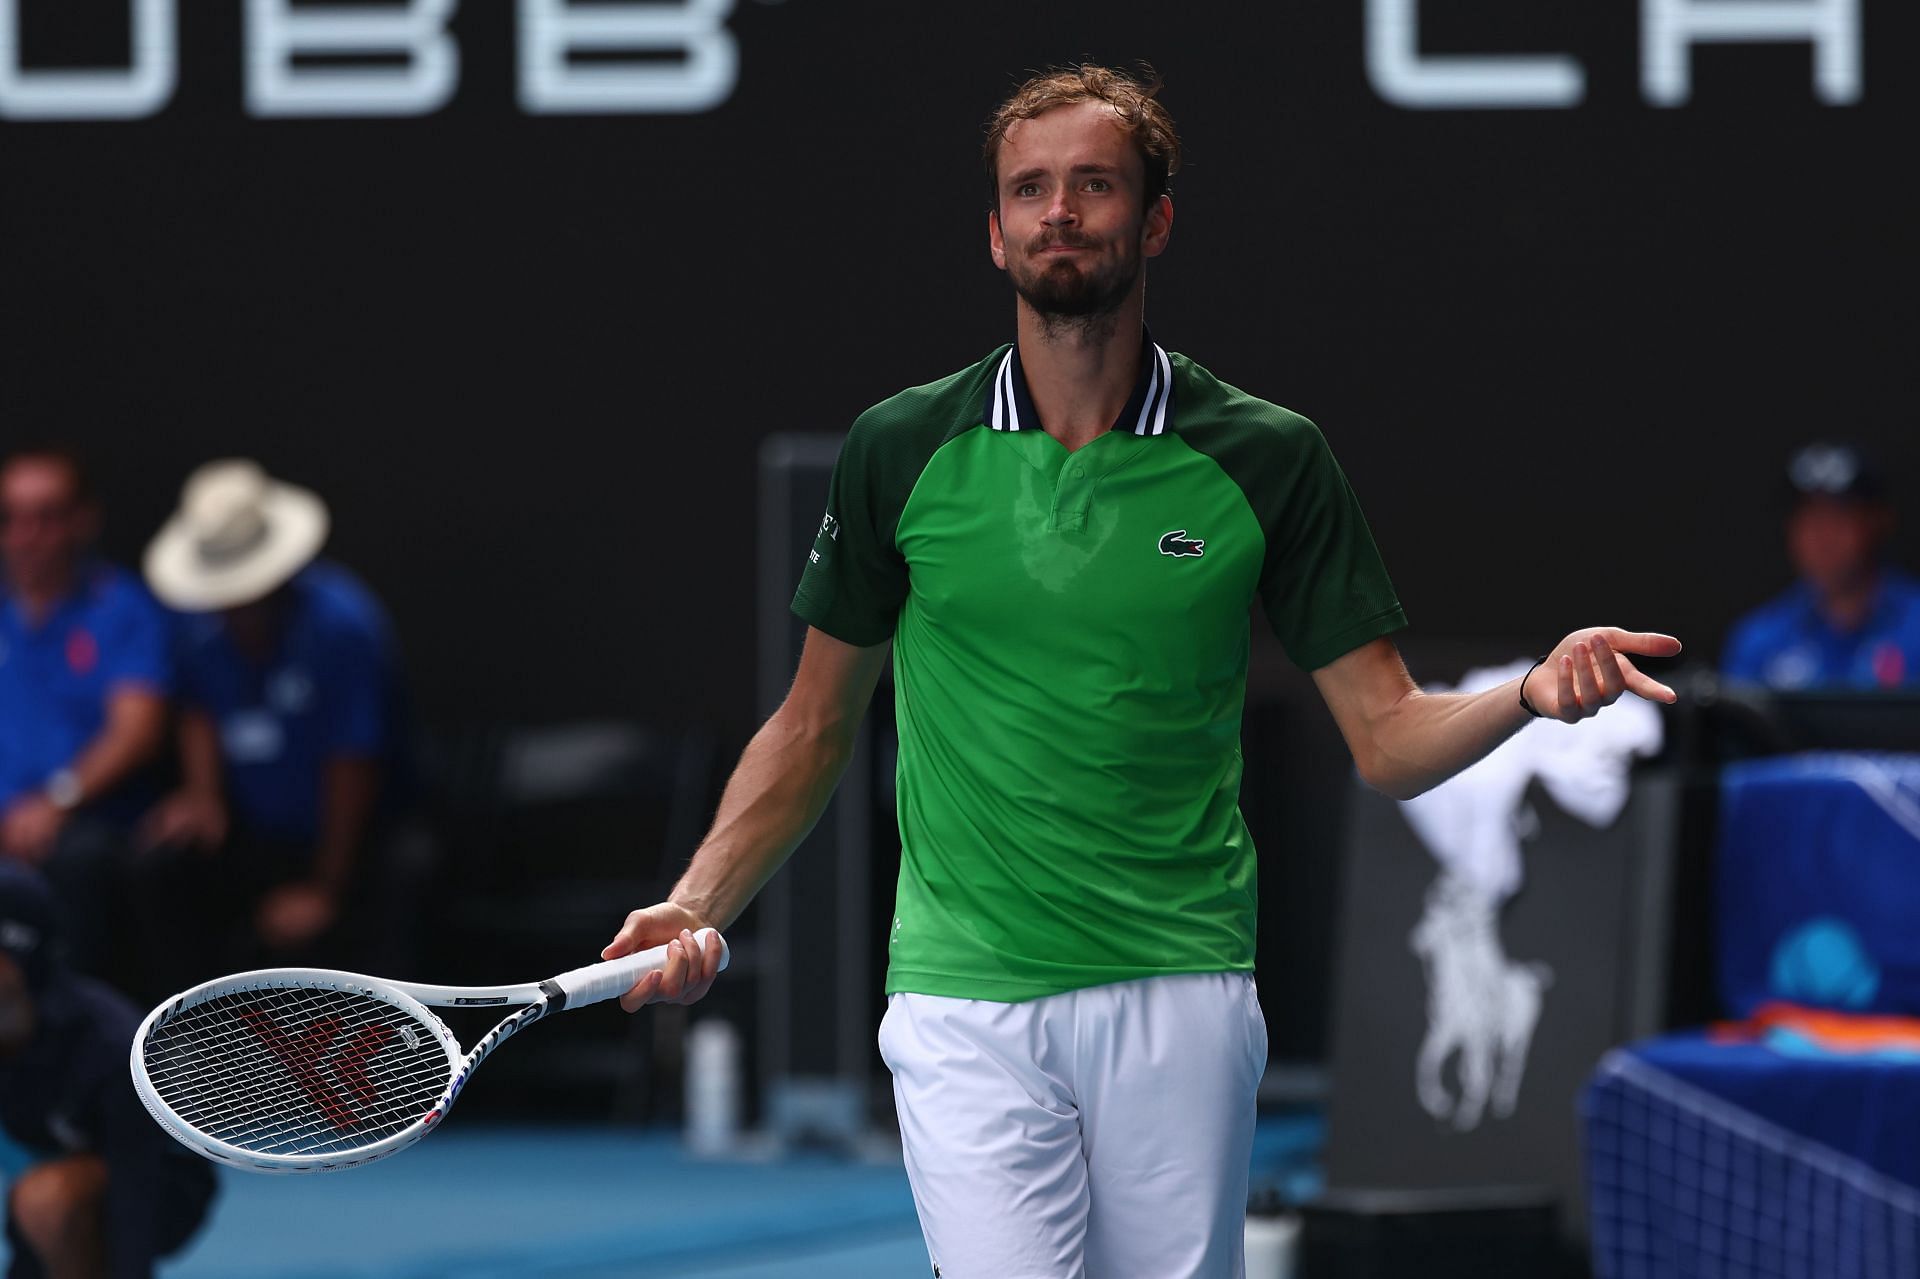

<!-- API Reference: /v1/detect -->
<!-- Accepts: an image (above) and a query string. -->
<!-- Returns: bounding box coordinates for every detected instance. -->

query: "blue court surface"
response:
[2,1117,1321,1277]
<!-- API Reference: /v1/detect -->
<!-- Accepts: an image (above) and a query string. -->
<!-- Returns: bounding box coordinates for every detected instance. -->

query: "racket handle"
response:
[547,928,729,1010]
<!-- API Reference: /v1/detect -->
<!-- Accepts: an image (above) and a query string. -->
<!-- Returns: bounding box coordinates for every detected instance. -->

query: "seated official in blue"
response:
[0,451,169,841]
[137,461,407,992]
[0,448,170,977]
[1723,443,1920,691]
[1724,574,1920,691]
[166,557,401,846]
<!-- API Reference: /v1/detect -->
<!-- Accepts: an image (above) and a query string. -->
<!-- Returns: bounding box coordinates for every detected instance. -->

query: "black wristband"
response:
[1518,655,1550,719]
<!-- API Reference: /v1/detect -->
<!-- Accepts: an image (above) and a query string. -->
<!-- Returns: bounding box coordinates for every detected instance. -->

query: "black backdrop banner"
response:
[4,0,1913,739]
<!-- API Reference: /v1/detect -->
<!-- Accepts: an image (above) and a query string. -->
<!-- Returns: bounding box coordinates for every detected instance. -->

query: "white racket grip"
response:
[548,928,729,1009]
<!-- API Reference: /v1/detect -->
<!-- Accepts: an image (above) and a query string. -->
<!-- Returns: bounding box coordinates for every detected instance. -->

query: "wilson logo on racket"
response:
[1158,529,1205,558]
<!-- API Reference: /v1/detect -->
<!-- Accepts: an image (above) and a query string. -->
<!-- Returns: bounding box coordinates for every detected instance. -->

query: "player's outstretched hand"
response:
[602,902,727,1012]
[1523,627,1682,723]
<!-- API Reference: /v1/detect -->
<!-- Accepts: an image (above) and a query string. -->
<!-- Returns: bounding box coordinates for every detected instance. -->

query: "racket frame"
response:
[129,967,539,1174]
[131,931,724,1174]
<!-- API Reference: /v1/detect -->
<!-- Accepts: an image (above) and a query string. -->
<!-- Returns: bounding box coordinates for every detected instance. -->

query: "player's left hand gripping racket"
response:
[130,930,727,1174]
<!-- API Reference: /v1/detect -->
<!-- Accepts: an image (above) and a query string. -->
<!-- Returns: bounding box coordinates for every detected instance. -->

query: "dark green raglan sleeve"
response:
[791,358,997,647]
[1256,417,1408,670]
[1175,362,1406,670]
[791,409,913,647]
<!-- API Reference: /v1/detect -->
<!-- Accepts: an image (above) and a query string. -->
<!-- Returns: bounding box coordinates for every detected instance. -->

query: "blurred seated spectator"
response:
[0,447,168,975]
[135,460,410,993]
[1722,442,1920,690]
[0,863,217,1279]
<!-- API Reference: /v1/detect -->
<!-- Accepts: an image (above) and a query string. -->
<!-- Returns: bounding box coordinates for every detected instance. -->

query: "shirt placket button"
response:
[1053,463,1091,531]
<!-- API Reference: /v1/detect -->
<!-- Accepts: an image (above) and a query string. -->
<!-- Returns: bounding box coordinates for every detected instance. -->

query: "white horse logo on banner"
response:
[1398,659,1662,1132]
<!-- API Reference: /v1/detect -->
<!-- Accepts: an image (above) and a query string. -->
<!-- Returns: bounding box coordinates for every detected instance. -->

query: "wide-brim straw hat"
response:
[144,459,329,612]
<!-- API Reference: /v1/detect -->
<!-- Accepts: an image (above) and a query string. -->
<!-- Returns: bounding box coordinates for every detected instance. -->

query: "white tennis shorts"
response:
[878,971,1268,1278]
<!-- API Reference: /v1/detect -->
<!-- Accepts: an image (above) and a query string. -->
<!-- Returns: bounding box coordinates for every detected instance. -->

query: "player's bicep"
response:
[1309,635,1417,770]
[777,626,889,748]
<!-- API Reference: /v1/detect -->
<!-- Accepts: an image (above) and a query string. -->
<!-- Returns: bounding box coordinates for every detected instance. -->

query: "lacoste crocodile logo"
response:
[1158,529,1205,558]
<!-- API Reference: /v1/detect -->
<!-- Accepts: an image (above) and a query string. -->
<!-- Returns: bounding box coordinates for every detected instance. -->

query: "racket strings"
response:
[142,985,454,1157]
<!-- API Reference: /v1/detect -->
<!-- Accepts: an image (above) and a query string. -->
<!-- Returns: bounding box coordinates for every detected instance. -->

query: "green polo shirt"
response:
[793,335,1406,1002]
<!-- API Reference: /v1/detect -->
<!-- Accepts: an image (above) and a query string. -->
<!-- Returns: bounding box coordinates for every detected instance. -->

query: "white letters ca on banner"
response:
[1366,0,1862,109]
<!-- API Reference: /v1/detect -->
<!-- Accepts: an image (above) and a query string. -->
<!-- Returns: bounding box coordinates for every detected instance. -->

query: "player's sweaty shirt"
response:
[794,336,1406,1001]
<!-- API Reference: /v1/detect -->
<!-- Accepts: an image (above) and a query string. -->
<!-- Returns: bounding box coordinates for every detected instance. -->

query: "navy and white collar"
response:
[985,331,1175,437]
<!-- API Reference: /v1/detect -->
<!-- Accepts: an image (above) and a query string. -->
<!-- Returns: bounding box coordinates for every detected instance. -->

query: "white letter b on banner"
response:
[247,0,460,118]
[519,0,736,115]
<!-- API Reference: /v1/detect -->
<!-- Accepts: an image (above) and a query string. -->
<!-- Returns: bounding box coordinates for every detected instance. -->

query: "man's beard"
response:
[1011,234,1141,341]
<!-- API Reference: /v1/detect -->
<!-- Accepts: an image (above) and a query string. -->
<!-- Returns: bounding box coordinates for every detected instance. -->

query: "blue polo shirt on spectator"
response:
[172,560,403,844]
[1723,571,1920,690]
[0,564,169,818]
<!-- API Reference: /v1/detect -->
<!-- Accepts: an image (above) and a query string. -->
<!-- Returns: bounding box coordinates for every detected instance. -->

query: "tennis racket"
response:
[129,929,727,1174]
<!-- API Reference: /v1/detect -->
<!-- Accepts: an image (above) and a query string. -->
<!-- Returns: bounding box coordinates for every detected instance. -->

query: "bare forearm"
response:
[176,710,223,798]
[1360,677,1533,801]
[599,629,885,1007]
[312,758,380,891]
[670,711,858,929]
[1317,632,1680,804]
[67,690,166,802]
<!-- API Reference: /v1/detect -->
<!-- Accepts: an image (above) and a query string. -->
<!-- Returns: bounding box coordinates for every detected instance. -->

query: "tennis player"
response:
[604,65,1681,1277]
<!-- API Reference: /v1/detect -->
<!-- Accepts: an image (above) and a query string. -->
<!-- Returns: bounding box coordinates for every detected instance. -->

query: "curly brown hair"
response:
[983,64,1182,213]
